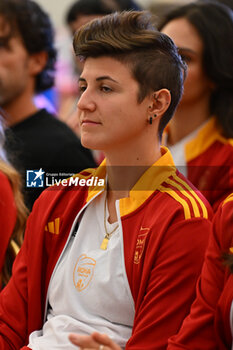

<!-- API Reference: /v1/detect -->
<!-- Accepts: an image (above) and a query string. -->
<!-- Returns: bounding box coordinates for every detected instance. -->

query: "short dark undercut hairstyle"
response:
[73,11,186,139]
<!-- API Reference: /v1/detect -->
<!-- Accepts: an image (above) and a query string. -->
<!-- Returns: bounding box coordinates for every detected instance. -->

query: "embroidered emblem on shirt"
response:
[73,254,96,291]
[134,227,150,264]
[45,218,60,235]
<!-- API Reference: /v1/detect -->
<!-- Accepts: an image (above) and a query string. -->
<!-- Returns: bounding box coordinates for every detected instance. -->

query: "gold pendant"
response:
[100,237,109,250]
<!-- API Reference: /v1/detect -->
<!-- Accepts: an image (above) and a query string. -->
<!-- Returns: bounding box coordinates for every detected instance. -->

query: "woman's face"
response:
[77,56,152,152]
[161,17,213,108]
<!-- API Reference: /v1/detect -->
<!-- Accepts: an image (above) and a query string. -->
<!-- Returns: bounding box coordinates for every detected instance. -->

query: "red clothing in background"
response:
[0,171,17,289]
[168,193,233,350]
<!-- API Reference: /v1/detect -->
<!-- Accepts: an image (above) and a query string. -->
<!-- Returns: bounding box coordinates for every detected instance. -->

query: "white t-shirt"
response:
[28,192,134,349]
[166,122,208,177]
[168,130,197,177]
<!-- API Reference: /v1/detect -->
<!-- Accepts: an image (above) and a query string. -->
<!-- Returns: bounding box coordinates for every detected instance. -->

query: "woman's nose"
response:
[77,89,96,111]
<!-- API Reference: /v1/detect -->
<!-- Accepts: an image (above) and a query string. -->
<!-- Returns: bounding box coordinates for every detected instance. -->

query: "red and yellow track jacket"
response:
[168,194,233,350]
[165,118,233,212]
[0,148,212,349]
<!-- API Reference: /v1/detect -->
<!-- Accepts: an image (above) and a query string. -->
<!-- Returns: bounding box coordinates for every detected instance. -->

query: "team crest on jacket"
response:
[73,254,96,291]
[134,228,150,264]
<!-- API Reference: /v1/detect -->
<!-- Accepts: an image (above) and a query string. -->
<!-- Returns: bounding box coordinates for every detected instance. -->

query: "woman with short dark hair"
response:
[0,11,212,350]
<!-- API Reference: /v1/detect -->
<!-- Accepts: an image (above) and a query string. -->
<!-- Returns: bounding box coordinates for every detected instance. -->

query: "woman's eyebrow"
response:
[78,77,86,82]
[178,47,198,56]
[96,76,119,84]
[79,76,119,84]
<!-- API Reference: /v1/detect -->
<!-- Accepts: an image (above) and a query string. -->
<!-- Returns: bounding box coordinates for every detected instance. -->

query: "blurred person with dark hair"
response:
[0,11,212,350]
[0,109,28,289]
[0,0,96,210]
[66,0,142,35]
[159,0,233,212]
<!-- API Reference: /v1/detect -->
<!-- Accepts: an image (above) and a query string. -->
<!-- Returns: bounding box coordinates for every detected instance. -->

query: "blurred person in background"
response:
[0,0,96,210]
[165,192,233,348]
[159,0,233,212]
[0,109,28,290]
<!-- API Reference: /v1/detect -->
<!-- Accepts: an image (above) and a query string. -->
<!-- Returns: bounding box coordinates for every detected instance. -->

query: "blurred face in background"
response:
[69,14,103,35]
[161,17,213,108]
[0,17,32,110]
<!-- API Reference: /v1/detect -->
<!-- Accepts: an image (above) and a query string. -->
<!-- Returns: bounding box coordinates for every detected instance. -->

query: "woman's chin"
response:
[80,137,102,151]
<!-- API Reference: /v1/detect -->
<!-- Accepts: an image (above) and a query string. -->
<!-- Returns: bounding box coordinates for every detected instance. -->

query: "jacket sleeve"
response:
[0,172,17,278]
[0,212,32,349]
[167,202,233,350]
[126,218,212,350]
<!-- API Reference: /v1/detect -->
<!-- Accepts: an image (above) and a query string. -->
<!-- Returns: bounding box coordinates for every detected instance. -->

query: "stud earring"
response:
[154,114,157,118]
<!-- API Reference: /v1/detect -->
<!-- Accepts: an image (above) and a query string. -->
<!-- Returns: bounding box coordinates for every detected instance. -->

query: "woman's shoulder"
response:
[29,167,101,219]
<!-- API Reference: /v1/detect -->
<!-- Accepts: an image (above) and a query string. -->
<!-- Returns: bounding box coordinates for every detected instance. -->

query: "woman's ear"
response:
[149,89,171,118]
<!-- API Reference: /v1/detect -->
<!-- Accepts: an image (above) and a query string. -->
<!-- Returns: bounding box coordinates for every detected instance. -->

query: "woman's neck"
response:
[104,140,161,196]
[103,126,162,222]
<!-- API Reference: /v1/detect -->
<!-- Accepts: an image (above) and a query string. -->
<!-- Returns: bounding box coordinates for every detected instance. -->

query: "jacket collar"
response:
[164,117,232,162]
[86,147,176,216]
[119,146,176,216]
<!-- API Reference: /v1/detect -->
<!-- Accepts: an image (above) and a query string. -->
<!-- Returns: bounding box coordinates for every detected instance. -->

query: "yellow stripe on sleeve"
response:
[166,178,201,218]
[172,175,208,219]
[48,221,55,234]
[223,193,233,206]
[54,218,60,235]
[159,185,191,220]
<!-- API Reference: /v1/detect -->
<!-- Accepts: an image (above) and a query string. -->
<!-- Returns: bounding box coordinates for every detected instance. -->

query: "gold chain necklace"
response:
[100,195,119,250]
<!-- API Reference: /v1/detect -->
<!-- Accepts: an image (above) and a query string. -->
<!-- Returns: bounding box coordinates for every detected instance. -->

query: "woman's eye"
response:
[180,54,191,64]
[101,86,112,93]
[79,85,87,94]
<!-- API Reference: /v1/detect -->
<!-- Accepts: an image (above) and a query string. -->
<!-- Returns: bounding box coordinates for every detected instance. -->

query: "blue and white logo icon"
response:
[26,168,45,188]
